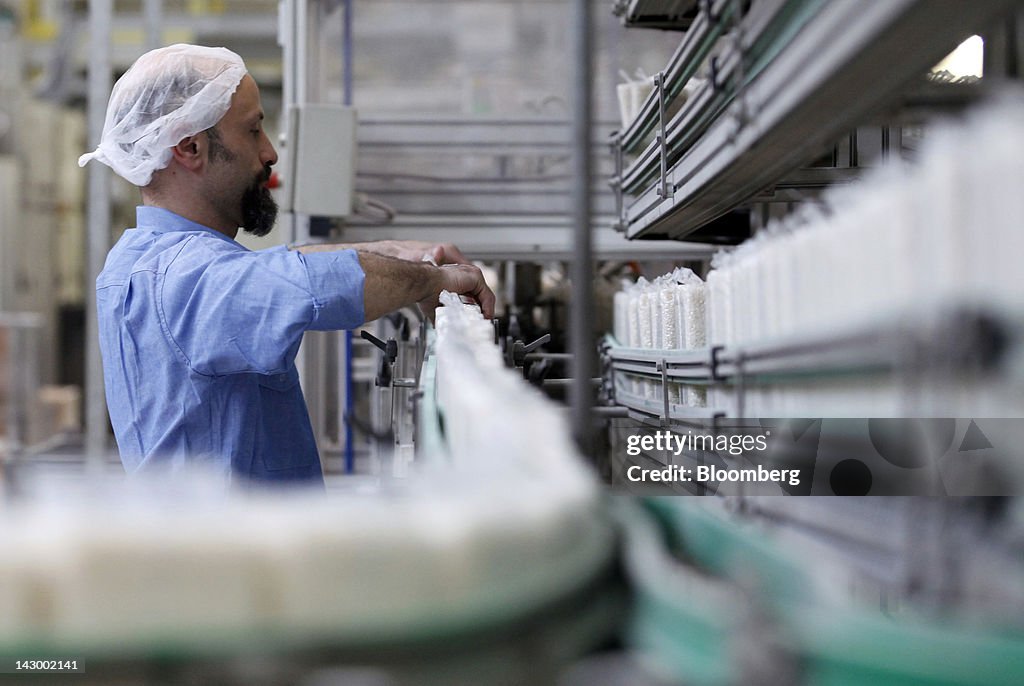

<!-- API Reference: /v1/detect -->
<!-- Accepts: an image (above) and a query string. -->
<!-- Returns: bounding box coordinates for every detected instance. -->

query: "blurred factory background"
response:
[1,1,1024,684]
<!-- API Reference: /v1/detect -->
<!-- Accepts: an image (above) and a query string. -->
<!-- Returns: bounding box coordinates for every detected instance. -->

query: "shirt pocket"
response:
[255,366,317,472]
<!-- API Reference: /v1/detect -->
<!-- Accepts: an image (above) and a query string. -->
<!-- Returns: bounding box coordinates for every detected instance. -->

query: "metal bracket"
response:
[700,0,721,25]
[508,333,552,368]
[659,358,670,427]
[710,345,725,381]
[360,330,396,363]
[729,0,751,133]
[610,130,626,231]
[361,330,399,387]
[710,55,721,92]
[734,349,746,418]
[655,72,669,200]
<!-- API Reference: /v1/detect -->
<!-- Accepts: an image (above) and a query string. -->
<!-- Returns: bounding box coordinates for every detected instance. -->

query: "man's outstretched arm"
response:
[356,251,495,323]
[293,240,470,266]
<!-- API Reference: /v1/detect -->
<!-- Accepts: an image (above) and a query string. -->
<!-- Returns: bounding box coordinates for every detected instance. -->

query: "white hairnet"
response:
[78,44,247,186]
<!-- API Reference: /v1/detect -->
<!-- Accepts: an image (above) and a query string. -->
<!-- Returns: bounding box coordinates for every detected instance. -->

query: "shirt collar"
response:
[135,206,242,247]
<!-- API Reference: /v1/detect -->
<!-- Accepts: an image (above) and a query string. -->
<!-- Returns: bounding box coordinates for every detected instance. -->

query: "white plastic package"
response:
[613,290,628,344]
[637,286,656,399]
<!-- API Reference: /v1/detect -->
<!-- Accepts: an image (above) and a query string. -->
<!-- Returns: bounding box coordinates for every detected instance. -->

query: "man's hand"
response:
[358,253,495,323]
[418,263,496,321]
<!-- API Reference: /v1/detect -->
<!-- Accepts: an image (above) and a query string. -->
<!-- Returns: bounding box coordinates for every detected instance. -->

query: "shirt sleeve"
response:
[159,240,365,376]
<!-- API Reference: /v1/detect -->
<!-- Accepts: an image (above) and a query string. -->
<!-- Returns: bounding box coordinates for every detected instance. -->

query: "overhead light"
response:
[932,35,983,79]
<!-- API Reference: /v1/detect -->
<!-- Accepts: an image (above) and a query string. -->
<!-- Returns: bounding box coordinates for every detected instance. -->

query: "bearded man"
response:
[80,45,493,484]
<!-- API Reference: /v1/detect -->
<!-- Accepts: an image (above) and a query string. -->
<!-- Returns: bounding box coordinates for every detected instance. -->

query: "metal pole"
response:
[143,0,163,51]
[280,0,301,246]
[85,0,113,468]
[342,0,355,474]
[293,0,310,245]
[343,0,353,107]
[569,0,595,458]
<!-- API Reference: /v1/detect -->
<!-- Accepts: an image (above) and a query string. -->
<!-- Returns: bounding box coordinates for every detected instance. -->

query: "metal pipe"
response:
[343,0,355,474]
[143,0,162,50]
[592,406,630,418]
[525,352,574,361]
[282,0,318,460]
[343,0,353,107]
[292,0,310,245]
[569,0,595,459]
[85,0,113,469]
[280,0,300,245]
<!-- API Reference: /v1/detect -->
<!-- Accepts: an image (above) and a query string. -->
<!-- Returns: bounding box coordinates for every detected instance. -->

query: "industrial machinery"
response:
[2,0,1024,684]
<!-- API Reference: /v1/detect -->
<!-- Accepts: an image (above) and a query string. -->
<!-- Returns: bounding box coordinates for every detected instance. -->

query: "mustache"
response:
[258,165,272,185]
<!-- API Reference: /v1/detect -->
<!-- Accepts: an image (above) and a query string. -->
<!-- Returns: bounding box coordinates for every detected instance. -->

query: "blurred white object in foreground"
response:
[0,297,611,650]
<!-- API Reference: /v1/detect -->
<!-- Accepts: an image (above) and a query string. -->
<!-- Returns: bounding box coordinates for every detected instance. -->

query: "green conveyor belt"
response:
[618,498,1024,686]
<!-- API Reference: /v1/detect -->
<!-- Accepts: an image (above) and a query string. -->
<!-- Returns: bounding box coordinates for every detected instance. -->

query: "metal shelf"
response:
[612,0,701,30]
[602,306,1013,415]
[604,337,716,382]
[616,0,790,156]
[615,0,738,153]
[880,79,992,126]
[615,0,1019,240]
[611,386,726,427]
[716,308,1008,384]
[340,220,716,261]
[749,166,862,201]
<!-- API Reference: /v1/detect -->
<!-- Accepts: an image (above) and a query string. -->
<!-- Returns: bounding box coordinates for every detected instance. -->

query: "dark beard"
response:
[240,177,278,237]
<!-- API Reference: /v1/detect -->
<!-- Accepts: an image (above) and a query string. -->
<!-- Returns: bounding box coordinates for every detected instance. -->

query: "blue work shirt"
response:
[96,206,365,484]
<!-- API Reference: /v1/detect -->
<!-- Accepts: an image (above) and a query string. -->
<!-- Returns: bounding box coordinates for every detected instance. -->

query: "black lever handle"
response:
[522,333,551,353]
[361,330,386,351]
[361,330,398,365]
[511,333,552,367]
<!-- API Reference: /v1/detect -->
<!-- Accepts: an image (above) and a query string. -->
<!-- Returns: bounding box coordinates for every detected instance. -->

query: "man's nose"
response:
[262,137,278,167]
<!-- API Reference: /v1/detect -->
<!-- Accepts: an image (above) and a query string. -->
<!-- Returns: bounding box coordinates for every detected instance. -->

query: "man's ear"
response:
[170,134,204,172]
